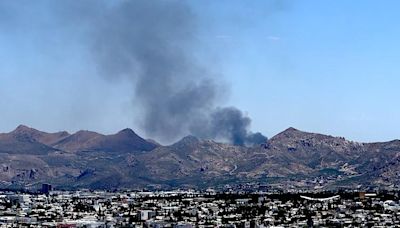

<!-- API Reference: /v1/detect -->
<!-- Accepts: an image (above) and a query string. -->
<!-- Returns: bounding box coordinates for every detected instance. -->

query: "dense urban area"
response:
[1,185,400,227]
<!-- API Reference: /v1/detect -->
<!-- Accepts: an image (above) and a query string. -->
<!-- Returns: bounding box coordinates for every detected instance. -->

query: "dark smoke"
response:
[88,0,215,142]
[84,0,266,145]
[191,107,267,146]
[1,0,266,145]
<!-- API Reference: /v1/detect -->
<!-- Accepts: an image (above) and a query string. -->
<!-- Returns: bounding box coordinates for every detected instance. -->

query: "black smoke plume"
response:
[85,0,266,145]
[2,0,267,145]
[191,107,267,146]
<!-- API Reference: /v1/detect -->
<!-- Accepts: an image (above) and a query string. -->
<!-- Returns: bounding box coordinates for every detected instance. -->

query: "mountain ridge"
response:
[0,125,399,190]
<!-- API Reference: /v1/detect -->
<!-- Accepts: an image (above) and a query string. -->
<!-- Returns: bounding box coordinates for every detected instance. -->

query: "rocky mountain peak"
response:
[176,135,200,145]
[116,128,138,137]
[14,124,32,131]
[10,125,41,142]
[74,130,102,136]
[12,124,39,135]
[281,127,304,134]
[270,127,306,141]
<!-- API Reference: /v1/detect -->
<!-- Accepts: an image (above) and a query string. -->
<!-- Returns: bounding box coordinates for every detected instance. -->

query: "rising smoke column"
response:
[57,0,266,145]
[89,0,214,142]
[86,0,266,145]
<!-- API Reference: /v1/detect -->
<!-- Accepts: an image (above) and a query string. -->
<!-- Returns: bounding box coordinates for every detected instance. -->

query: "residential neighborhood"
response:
[1,188,400,227]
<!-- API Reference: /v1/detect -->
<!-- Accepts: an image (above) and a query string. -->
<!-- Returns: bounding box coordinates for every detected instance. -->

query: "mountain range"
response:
[0,125,399,190]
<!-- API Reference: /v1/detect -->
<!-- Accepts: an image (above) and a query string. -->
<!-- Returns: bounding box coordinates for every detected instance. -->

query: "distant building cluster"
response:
[0,188,400,227]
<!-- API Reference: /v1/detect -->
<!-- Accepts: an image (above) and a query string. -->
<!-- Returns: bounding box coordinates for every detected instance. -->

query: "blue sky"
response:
[1,0,400,142]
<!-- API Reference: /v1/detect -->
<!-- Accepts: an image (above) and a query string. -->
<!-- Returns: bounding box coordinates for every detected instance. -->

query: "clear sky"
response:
[1,0,400,142]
